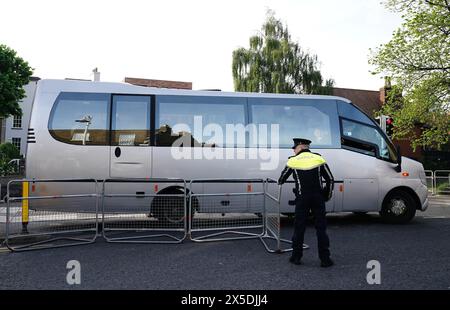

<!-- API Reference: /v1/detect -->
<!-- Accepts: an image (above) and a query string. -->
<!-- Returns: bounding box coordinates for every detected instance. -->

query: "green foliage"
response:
[0,142,20,160]
[232,10,334,95]
[436,181,450,195]
[0,160,17,176]
[370,0,450,150]
[422,142,450,170]
[0,44,33,118]
[0,143,20,176]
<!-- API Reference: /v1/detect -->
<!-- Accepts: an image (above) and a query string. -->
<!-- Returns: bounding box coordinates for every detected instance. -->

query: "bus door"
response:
[110,95,152,178]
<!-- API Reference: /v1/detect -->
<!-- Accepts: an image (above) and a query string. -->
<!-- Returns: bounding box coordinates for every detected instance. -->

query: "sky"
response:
[0,0,403,91]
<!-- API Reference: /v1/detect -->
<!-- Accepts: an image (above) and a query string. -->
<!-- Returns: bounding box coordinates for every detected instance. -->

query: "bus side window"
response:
[155,96,246,148]
[248,98,340,148]
[48,92,110,146]
[111,95,151,146]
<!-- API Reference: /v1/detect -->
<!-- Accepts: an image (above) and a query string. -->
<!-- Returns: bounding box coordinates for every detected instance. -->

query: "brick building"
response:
[124,77,192,90]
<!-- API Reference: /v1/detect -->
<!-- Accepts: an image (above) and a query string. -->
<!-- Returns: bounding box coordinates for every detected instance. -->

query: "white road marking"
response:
[430,201,450,206]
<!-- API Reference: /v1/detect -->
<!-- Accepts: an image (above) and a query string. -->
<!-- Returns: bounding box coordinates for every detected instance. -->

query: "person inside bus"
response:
[278,138,335,267]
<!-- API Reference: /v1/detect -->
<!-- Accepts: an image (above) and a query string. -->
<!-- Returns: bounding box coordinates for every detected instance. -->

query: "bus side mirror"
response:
[395,145,402,172]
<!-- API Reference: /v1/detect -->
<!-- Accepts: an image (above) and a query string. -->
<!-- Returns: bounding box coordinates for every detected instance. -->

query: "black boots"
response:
[289,250,334,267]
[289,251,302,265]
[320,258,334,268]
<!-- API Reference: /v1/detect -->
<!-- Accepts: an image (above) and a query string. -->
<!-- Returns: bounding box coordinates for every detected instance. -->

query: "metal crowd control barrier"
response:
[260,178,306,253]
[101,178,187,243]
[188,178,301,254]
[5,179,99,252]
[425,170,434,195]
[0,191,5,250]
[434,170,450,195]
[188,178,266,243]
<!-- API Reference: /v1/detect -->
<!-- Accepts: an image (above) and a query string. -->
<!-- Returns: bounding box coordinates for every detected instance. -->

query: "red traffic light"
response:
[386,118,393,125]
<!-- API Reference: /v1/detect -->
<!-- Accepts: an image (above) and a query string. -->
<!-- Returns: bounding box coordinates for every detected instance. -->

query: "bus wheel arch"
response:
[380,187,419,224]
[150,186,198,223]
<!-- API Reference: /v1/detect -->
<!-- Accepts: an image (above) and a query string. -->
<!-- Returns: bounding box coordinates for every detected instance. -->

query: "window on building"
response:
[13,115,22,128]
[156,96,246,147]
[12,137,21,151]
[48,92,110,145]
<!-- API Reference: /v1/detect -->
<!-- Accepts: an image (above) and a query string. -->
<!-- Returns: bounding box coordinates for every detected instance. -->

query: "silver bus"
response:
[26,79,429,224]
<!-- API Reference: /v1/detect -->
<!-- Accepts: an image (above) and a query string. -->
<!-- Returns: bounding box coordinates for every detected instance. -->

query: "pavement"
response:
[0,196,449,290]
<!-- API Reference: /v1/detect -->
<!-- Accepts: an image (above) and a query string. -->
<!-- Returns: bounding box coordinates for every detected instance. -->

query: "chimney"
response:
[93,68,100,82]
[379,76,391,105]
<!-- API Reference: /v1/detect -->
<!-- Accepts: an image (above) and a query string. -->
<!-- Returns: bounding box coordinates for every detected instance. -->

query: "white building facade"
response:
[0,77,39,156]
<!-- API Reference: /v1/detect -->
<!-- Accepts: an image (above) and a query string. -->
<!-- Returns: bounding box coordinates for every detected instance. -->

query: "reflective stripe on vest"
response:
[287,152,326,170]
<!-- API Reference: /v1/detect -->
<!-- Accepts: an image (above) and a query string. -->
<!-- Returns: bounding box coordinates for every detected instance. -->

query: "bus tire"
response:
[151,188,197,224]
[151,195,184,224]
[380,189,416,224]
[353,211,368,216]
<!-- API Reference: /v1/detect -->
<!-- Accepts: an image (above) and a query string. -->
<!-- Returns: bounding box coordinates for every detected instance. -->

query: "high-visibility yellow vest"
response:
[287,152,326,170]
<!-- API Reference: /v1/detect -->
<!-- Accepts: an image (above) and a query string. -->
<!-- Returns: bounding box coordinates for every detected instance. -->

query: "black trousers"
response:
[292,193,330,260]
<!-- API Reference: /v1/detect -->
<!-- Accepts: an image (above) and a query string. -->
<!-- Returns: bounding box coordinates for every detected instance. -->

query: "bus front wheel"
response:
[380,190,416,224]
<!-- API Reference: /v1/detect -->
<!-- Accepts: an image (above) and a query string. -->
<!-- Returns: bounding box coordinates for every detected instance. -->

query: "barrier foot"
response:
[21,222,29,234]
[103,232,185,244]
[7,235,96,252]
[260,234,309,254]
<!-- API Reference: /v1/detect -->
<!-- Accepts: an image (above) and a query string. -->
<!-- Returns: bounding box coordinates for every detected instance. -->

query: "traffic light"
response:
[378,115,394,137]
[385,117,394,137]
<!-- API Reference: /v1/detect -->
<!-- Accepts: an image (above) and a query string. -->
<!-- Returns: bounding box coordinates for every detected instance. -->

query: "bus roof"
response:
[37,79,352,103]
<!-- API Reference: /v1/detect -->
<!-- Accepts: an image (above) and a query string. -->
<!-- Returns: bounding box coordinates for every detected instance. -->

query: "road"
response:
[0,196,449,290]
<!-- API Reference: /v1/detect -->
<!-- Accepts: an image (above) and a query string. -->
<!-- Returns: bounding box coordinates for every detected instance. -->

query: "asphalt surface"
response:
[1,196,449,290]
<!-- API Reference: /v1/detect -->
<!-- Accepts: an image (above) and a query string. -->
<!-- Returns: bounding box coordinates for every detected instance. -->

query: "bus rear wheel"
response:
[150,189,198,224]
[151,195,185,224]
[380,190,416,224]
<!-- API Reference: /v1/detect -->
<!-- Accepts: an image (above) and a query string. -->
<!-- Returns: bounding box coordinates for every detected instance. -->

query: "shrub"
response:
[0,143,20,160]
[0,143,20,176]
[436,182,450,195]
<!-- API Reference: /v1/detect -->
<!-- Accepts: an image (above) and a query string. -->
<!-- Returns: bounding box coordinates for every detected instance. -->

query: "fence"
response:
[0,190,5,251]
[2,177,305,253]
[4,179,99,252]
[260,178,304,253]
[434,170,450,196]
[188,178,299,253]
[188,178,266,243]
[102,178,187,243]
[425,170,434,195]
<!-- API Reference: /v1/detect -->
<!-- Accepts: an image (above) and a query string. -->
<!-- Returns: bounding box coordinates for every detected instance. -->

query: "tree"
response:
[232,10,334,95]
[0,142,20,176]
[0,44,33,118]
[370,0,450,149]
[0,142,20,160]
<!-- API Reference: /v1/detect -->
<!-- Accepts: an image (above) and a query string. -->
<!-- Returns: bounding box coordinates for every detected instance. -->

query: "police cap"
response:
[292,138,312,149]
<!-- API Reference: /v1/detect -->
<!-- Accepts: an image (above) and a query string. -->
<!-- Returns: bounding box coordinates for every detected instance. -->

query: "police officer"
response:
[278,138,334,267]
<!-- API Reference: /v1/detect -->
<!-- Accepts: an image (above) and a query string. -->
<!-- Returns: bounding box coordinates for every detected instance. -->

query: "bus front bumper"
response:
[421,197,429,212]
[416,183,429,212]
